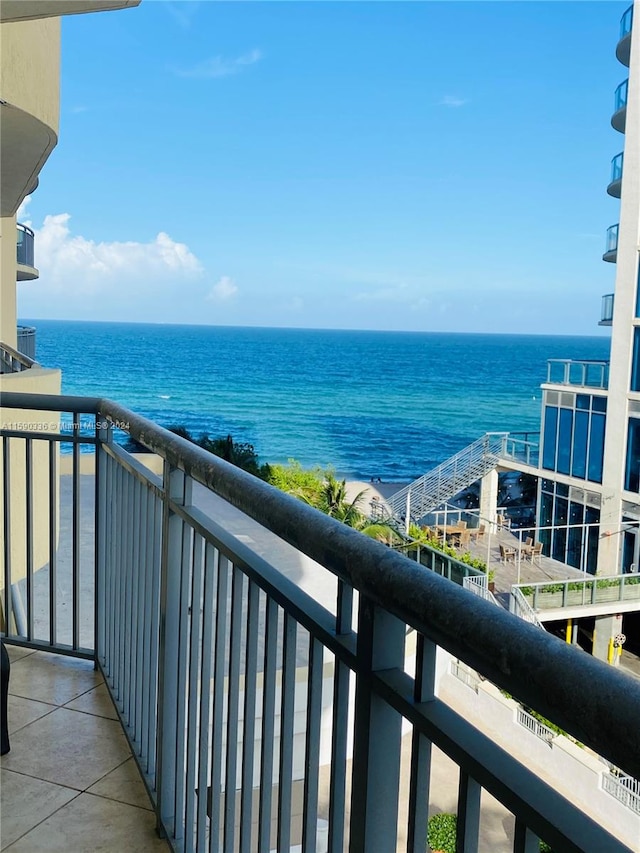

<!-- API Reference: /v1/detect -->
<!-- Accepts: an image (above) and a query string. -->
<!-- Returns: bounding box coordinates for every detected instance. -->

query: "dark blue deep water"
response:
[25,320,610,481]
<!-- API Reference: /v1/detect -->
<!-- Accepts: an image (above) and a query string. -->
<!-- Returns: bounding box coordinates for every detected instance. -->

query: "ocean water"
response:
[26,320,610,481]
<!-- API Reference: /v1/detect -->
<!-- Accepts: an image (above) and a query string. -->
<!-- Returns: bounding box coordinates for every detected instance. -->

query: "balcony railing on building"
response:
[599,293,614,327]
[608,152,623,198]
[16,325,36,360]
[546,358,610,389]
[1,391,639,853]
[16,222,38,281]
[603,223,619,263]
[0,341,36,374]
[617,5,634,66]
[612,80,628,132]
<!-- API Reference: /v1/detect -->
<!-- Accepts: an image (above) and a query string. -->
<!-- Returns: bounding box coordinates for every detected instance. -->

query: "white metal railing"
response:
[462,574,500,607]
[513,573,640,612]
[602,772,640,815]
[510,586,545,630]
[1,392,638,853]
[546,359,610,389]
[387,432,509,523]
[450,659,482,691]
[517,707,555,746]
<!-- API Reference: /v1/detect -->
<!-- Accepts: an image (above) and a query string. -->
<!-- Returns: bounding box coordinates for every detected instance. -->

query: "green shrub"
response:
[427,813,457,853]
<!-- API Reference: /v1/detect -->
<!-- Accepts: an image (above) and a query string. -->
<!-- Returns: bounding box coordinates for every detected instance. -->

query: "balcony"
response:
[546,359,610,389]
[0,391,638,853]
[599,293,614,326]
[0,340,37,375]
[16,325,36,360]
[603,223,619,263]
[1,647,168,851]
[608,152,624,198]
[612,80,628,133]
[617,5,634,66]
[16,223,38,281]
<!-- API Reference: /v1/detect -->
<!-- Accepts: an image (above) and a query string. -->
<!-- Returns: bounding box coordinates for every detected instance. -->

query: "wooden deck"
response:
[452,526,587,594]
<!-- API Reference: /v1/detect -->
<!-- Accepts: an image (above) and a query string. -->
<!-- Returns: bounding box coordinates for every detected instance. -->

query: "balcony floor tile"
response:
[2,792,168,853]
[7,695,56,734]
[0,649,168,851]
[6,651,101,705]
[0,706,131,790]
[64,683,119,720]
[0,769,78,850]
[86,757,153,811]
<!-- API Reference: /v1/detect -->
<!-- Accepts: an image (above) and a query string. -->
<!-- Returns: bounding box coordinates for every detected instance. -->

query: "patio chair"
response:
[499,544,515,563]
[529,542,543,566]
[458,530,471,549]
[497,514,511,531]
[470,524,486,543]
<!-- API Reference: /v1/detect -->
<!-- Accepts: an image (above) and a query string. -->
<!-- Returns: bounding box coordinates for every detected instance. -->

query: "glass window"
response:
[632,328,640,392]
[625,418,640,492]
[623,530,637,573]
[576,394,590,410]
[567,502,584,569]
[635,261,640,318]
[587,412,605,483]
[557,409,573,475]
[571,410,588,479]
[592,396,607,413]
[585,507,600,575]
[540,492,553,527]
[542,406,558,470]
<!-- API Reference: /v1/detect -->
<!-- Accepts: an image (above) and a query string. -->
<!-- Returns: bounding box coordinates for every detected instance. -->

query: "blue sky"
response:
[18,1,629,334]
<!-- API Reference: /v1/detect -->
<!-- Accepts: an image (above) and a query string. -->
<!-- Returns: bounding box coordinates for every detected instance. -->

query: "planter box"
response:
[533,591,564,609]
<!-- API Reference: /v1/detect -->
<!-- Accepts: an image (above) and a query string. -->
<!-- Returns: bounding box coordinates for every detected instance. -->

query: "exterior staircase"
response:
[387,432,511,524]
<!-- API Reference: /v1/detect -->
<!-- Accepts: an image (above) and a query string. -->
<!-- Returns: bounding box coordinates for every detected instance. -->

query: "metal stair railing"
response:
[510,585,545,630]
[387,432,509,522]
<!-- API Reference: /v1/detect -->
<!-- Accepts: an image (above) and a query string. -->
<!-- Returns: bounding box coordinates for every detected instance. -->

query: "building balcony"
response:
[617,5,634,66]
[599,293,615,326]
[603,223,619,263]
[16,325,36,360]
[612,79,629,133]
[1,647,168,852]
[16,223,38,281]
[546,359,610,389]
[0,391,638,853]
[0,340,37,375]
[608,152,624,198]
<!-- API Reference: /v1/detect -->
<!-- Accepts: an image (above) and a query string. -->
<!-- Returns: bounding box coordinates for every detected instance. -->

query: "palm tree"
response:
[316,473,368,524]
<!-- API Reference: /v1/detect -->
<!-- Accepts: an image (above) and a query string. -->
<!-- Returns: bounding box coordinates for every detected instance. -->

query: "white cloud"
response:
[207,276,238,301]
[440,95,467,108]
[164,0,201,29]
[171,49,262,79]
[17,195,32,224]
[18,211,204,320]
[352,283,411,302]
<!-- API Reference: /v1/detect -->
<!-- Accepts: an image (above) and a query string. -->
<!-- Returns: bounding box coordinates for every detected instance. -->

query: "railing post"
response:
[95,418,112,666]
[156,463,191,840]
[457,771,481,851]
[349,597,405,853]
[514,820,541,853]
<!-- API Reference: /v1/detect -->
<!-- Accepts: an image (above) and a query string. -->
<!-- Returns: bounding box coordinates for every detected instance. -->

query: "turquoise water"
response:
[27,320,610,481]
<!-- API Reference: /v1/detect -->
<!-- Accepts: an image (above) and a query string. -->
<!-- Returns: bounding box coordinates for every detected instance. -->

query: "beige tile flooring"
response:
[0,646,169,852]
